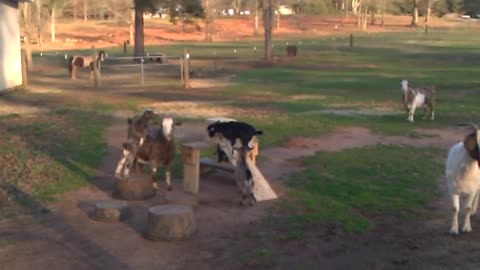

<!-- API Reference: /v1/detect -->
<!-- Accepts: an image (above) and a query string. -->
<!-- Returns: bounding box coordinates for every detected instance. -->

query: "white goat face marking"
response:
[162,118,174,140]
[401,80,408,92]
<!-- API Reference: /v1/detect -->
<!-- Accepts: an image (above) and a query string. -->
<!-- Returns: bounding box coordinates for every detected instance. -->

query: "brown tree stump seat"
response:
[145,205,196,241]
[113,173,156,201]
[94,200,128,222]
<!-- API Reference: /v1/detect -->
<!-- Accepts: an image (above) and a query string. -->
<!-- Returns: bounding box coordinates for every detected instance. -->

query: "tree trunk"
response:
[425,0,432,23]
[276,10,280,29]
[253,0,259,36]
[51,8,56,42]
[84,0,87,21]
[35,0,43,46]
[381,0,385,26]
[411,0,418,26]
[134,0,145,57]
[73,0,77,19]
[204,0,213,42]
[341,0,346,26]
[129,9,134,45]
[262,0,273,60]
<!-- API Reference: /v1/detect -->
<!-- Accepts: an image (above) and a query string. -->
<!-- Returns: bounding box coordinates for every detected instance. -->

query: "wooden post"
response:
[183,48,191,89]
[350,33,354,50]
[21,49,28,88]
[181,145,200,194]
[123,41,127,55]
[91,48,101,89]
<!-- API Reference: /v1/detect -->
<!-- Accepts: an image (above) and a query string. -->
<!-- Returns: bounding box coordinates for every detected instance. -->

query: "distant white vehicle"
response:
[276,5,293,15]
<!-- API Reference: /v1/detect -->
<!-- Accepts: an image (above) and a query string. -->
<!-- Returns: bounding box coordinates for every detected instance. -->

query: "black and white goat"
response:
[207,121,262,205]
[121,117,181,191]
[115,109,157,178]
[401,80,436,122]
[446,123,480,235]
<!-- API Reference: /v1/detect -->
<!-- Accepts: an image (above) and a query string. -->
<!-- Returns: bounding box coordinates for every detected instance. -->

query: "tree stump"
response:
[94,200,128,222]
[113,173,156,201]
[145,205,196,241]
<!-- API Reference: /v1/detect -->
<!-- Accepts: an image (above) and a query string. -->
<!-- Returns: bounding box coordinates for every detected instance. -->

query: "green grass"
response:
[0,108,110,202]
[281,145,443,234]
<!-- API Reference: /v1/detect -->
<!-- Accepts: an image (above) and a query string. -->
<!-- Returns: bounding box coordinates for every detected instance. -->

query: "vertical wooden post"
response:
[183,48,191,89]
[91,48,101,89]
[21,49,28,88]
[123,41,127,55]
[182,145,200,194]
[350,33,354,50]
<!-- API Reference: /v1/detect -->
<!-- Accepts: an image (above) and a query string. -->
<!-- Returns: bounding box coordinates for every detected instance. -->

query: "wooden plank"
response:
[200,157,235,173]
[244,153,277,201]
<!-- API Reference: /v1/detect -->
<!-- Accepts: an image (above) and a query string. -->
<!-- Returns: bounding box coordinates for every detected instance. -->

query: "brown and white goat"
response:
[115,109,157,178]
[401,80,436,122]
[121,117,181,191]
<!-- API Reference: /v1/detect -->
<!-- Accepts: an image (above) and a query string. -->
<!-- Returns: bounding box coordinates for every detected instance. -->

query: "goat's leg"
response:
[471,190,479,216]
[450,194,460,235]
[408,105,416,122]
[430,105,435,120]
[150,160,159,190]
[165,163,173,191]
[462,193,477,233]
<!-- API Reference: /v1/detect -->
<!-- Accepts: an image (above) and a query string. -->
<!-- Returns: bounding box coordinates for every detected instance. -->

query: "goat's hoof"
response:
[167,186,173,191]
[152,182,159,190]
[449,228,459,236]
[462,226,472,233]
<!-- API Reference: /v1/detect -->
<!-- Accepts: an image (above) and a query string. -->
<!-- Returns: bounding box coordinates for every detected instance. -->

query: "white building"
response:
[0,0,23,91]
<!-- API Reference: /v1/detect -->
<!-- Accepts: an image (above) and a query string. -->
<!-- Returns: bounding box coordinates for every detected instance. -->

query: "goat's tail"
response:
[68,56,74,74]
[254,130,263,136]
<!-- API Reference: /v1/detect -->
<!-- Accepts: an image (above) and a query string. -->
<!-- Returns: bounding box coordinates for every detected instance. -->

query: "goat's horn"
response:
[457,123,480,130]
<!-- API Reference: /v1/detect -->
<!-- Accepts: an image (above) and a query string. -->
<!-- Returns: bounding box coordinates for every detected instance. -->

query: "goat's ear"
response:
[128,118,133,124]
[464,132,480,160]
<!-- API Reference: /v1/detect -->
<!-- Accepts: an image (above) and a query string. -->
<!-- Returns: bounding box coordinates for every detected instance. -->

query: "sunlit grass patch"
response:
[280,145,443,233]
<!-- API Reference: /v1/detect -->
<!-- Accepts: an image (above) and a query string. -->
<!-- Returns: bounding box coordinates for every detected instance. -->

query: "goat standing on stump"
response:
[115,109,157,179]
[446,123,480,235]
[122,117,181,191]
[400,80,436,122]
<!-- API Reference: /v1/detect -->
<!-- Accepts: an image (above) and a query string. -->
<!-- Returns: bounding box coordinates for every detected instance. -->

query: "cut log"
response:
[113,173,156,201]
[145,205,196,241]
[94,200,128,222]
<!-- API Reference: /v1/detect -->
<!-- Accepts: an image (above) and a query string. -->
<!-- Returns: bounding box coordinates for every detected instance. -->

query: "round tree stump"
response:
[113,173,156,201]
[94,200,128,222]
[145,205,196,241]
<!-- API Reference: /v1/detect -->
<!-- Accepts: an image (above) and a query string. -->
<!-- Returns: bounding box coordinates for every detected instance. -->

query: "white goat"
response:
[400,80,436,122]
[446,123,480,235]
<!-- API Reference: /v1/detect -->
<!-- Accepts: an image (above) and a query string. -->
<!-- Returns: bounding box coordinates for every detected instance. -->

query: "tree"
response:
[133,0,145,57]
[261,0,273,60]
[411,0,419,26]
[46,0,66,42]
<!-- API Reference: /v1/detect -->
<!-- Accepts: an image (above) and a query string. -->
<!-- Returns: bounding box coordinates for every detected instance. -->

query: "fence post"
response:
[123,41,127,55]
[183,49,191,89]
[350,33,354,50]
[140,57,144,86]
[21,49,28,88]
[180,57,184,85]
[92,51,101,89]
